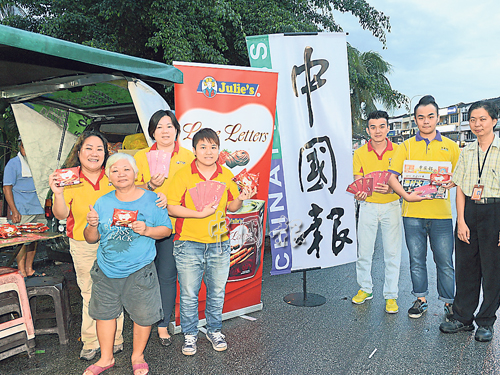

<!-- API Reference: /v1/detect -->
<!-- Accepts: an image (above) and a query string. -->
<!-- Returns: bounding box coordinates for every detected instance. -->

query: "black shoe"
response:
[159,336,172,347]
[475,326,494,342]
[408,299,428,319]
[439,319,475,334]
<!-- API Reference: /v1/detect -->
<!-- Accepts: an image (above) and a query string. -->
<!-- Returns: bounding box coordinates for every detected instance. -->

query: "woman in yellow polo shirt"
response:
[134,110,194,346]
[49,131,125,361]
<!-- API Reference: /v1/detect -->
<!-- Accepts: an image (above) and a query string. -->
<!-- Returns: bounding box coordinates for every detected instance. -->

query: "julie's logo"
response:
[197,76,259,98]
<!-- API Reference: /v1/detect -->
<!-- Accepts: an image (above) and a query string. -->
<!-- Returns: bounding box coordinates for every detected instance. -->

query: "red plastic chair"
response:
[0,267,35,360]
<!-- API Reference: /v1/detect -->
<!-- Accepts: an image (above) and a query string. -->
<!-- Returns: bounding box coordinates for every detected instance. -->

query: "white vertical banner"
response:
[258,33,356,272]
[128,80,170,146]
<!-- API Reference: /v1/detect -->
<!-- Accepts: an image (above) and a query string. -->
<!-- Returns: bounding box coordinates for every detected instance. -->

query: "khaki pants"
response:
[69,238,124,350]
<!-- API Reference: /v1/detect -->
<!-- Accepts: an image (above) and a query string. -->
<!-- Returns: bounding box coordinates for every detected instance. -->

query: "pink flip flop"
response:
[132,362,149,375]
[83,362,114,375]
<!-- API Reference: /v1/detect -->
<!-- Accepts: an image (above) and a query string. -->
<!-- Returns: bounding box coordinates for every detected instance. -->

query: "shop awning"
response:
[0,24,182,103]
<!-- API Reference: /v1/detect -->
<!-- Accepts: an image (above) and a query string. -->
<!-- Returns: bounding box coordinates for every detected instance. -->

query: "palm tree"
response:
[0,1,25,19]
[348,44,407,137]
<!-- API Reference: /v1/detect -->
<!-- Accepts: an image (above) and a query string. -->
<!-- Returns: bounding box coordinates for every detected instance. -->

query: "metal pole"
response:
[302,270,307,301]
[56,110,70,169]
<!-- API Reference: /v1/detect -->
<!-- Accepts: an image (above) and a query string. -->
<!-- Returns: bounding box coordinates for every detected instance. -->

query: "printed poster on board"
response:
[402,160,452,199]
[174,61,278,323]
[246,33,357,274]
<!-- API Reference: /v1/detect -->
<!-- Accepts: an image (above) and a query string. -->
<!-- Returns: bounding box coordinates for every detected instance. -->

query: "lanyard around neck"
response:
[477,143,492,184]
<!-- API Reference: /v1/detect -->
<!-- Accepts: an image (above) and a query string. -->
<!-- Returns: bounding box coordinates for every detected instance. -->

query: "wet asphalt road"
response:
[2,200,500,374]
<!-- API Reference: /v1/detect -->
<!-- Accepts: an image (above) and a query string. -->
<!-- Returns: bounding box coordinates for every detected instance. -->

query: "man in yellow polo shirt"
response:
[388,95,460,319]
[351,111,402,314]
[167,128,254,356]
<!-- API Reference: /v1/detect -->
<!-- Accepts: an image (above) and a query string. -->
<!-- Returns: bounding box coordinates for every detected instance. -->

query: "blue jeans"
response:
[357,200,402,299]
[173,240,230,336]
[403,217,454,303]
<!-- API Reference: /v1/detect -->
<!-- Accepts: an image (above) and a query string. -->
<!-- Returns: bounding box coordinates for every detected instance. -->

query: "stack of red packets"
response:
[0,224,21,238]
[189,181,226,212]
[346,170,392,197]
[17,222,49,233]
[146,150,171,177]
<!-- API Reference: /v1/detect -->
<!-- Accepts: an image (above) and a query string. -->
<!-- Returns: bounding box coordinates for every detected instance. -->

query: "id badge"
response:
[471,184,484,201]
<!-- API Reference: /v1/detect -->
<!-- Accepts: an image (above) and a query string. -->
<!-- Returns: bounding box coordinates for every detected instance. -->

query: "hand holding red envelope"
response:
[346,171,393,196]
[189,181,227,212]
[146,150,171,177]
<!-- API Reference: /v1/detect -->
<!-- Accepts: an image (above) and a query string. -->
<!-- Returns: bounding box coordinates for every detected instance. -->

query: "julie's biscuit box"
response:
[226,199,265,282]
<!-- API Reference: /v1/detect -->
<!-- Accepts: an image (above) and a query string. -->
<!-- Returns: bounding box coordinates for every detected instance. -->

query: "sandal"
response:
[83,362,114,375]
[159,335,172,347]
[132,362,149,375]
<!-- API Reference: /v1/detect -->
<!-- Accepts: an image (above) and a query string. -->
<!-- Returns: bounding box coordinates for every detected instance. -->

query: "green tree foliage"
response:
[348,45,408,137]
[1,0,406,132]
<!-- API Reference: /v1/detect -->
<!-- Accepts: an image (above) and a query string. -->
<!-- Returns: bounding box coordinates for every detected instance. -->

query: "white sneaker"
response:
[182,334,197,356]
[206,331,227,351]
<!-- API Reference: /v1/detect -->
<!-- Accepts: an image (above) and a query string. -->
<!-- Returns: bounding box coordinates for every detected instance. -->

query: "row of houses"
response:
[388,96,500,146]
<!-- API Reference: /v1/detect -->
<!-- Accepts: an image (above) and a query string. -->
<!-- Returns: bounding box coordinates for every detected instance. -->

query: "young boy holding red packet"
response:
[167,128,255,356]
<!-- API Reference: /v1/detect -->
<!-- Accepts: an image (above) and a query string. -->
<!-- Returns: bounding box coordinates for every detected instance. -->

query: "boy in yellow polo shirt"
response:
[388,95,460,319]
[167,128,254,356]
[351,111,402,314]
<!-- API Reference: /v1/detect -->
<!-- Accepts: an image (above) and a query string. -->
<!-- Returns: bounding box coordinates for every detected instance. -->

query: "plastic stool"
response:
[25,276,71,345]
[0,267,35,360]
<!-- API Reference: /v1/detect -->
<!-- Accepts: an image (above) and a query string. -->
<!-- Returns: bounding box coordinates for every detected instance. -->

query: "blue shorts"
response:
[89,261,163,326]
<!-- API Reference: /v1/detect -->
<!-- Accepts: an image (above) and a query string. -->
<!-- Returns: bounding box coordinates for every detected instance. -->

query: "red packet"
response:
[111,209,138,227]
[354,179,364,192]
[365,172,379,187]
[346,183,358,195]
[380,171,392,185]
[362,177,373,196]
[147,150,160,176]
[189,186,203,212]
[206,181,226,207]
[156,150,172,177]
[55,167,81,187]
[197,181,208,208]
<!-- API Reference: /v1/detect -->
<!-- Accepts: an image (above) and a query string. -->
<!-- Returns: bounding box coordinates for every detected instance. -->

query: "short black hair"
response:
[468,100,499,120]
[192,128,220,149]
[148,110,181,140]
[366,110,389,126]
[414,95,439,116]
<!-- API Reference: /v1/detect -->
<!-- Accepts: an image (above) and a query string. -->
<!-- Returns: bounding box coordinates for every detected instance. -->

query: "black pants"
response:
[154,235,177,328]
[453,198,500,326]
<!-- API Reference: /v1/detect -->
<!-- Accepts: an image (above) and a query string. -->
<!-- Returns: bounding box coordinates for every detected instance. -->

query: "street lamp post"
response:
[407,95,424,139]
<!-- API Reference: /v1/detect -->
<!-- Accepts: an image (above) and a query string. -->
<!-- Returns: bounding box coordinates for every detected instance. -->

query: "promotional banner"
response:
[173,62,278,325]
[246,33,357,274]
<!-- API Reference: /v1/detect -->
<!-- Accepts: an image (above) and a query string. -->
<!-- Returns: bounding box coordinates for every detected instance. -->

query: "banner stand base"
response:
[283,270,326,307]
[284,292,326,307]
[169,302,263,335]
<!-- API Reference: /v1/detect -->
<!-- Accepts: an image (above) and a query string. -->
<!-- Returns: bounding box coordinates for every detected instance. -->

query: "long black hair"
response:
[63,130,109,168]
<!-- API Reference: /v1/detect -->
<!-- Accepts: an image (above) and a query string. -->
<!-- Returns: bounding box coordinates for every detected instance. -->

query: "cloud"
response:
[333,0,500,113]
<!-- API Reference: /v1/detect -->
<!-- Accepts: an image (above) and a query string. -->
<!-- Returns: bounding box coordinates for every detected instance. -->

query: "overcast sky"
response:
[333,0,500,115]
